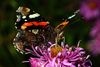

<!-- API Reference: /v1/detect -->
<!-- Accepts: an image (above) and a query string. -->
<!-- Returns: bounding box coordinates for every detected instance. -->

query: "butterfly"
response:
[13,6,69,54]
[13,7,56,54]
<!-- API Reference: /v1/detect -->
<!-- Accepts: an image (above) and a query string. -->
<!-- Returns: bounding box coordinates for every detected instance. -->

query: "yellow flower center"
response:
[50,45,62,58]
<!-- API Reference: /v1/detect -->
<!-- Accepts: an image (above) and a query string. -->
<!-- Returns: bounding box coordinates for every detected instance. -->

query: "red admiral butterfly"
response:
[13,7,69,54]
[13,7,56,54]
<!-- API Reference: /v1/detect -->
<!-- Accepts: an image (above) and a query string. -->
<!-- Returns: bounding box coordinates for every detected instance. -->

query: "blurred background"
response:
[0,0,100,67]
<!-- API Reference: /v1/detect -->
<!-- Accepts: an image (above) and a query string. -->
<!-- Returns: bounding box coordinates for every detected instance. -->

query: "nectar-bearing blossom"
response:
[80,0,100,55]
[80,0,100,20]
[28,42,92,67]
[88,20,100,55]
[88,35,100,55]
[90,20,100,38]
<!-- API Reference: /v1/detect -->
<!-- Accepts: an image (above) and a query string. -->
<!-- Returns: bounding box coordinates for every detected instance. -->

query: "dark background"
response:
[0,0,100,67]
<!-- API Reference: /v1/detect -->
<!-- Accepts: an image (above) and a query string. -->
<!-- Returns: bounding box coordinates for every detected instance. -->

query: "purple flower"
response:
[80,0,100,20]
[28,42,92,67]
[90,20,100,38]
[88,35,100,55]
[88,20,100,55]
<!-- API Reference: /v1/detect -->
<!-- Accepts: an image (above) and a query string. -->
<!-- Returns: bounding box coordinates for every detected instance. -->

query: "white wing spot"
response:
[29,13,40,18]
[22,16,26,19]
[25,19,27,21]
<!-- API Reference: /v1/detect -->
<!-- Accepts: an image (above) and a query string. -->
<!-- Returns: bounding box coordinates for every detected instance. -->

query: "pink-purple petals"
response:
[29,43,92,67]
[80,0,100,20]
[87,19,100,55]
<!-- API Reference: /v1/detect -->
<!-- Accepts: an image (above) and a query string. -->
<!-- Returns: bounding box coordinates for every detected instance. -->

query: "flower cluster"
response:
[27,42,92,67]
[80,0,100,55]
[88,20,100,55]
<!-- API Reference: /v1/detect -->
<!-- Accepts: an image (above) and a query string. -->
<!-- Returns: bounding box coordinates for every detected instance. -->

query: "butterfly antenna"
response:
[67,9,80,20]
